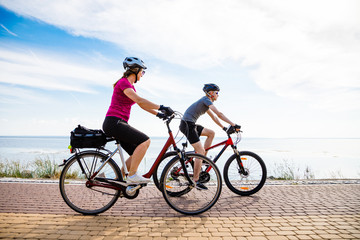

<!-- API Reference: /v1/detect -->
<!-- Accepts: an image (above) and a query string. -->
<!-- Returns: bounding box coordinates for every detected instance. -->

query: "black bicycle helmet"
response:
[123,57,147,70]
[203,83,220,93]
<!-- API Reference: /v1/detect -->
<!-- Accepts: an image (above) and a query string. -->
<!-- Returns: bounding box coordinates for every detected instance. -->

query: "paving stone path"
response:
[0,182,359,239]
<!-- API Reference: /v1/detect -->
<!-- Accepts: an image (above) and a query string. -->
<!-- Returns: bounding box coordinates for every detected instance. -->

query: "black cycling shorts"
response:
[179,120,204,144]
[102,116,149,155]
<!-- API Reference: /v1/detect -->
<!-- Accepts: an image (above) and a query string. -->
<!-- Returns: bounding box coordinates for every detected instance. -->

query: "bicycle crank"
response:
[199,171,211,183]
[123,184,145,199]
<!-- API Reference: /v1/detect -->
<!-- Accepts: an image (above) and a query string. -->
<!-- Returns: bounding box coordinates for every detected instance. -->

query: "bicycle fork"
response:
[171,144,196,188]
[232,146,248,176]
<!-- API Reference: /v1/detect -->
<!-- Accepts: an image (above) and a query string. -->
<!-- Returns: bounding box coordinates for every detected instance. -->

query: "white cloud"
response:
[0,47,119,93]
[0,23,18,36]
[136,70,198,99]
[1,0,360,110]
[0,85,45,104]
[0,46,197,103]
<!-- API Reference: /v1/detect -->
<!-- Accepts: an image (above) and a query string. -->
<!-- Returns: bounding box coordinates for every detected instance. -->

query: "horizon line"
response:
[0,135,359,140]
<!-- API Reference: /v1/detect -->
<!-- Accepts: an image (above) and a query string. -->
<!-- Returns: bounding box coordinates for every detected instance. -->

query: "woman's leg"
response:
[128,139,151,176]
[103,116,150,178]
[121,156,132,177]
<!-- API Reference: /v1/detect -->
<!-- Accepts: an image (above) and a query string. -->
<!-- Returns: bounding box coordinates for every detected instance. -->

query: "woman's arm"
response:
[143,108,158,115]
[123,88,159,114]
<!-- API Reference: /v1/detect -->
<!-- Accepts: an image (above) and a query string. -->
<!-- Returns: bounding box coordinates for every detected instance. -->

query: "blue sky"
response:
[0,0,359,138]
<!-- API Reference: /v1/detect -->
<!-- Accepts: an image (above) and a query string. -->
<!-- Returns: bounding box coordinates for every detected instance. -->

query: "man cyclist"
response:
[179,83,240,190]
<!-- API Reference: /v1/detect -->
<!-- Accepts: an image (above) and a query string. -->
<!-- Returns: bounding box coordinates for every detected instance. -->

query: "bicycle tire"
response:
[59,150,122,215]
[152,151,178,191]
[223,151,267,196]
[160,153,222,215]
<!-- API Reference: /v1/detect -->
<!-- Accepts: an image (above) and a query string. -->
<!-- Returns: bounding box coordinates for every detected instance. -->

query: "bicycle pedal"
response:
[125,182,148,187]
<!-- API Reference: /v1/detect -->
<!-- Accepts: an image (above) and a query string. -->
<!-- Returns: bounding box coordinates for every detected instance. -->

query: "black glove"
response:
[159,105,174,116]
[156,112,167,120]
[226,126,235,134]
[226,124,241,134]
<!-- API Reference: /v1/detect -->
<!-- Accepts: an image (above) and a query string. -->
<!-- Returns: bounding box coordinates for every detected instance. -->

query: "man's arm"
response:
[209,105,235,126]
[207,110,224,128]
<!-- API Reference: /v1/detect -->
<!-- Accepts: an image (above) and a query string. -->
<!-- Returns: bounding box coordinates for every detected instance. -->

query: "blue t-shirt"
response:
[182,96,213,123]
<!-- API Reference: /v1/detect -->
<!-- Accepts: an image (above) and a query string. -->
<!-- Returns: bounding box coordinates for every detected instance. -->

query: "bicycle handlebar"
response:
[163,113,179,133]
[225,125,241,135]
[165,114,175,122]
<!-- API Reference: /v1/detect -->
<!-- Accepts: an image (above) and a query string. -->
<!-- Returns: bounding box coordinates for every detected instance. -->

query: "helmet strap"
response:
[127,68,140,83]
[206,91,213,101]
[135,68,142,83]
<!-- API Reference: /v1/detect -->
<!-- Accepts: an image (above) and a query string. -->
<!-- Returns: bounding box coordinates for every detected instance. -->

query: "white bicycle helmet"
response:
[123,57,147,70]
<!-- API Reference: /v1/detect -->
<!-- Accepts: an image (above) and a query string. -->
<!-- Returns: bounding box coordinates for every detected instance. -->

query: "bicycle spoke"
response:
[224,152,266,196]
[152,151,178,191]
[161,153,222,215]
[60,151,121,215]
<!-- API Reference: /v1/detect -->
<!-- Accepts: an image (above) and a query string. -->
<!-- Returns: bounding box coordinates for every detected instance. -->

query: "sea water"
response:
[0,136,359,179]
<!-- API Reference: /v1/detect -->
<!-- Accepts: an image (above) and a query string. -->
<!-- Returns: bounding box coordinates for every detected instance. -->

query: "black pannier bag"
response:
[70,125,107,149]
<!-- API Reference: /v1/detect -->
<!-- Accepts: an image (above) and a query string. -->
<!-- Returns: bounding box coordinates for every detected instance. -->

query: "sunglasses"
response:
[141,70,146,76]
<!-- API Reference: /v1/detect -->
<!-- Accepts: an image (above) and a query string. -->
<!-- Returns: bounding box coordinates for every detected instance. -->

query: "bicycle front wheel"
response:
[59,150,122,215]
[152,151,178,191]
[160,153,222,215]
[223,151,267,196]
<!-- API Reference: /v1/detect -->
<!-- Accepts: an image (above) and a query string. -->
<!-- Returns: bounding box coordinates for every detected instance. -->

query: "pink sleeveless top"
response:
[106,78,135,122]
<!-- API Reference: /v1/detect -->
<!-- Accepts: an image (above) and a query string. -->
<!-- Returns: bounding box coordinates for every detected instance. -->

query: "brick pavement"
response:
[0,182,359,239]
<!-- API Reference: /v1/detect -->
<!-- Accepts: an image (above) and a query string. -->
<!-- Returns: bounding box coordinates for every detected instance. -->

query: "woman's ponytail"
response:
[113,68,140,88]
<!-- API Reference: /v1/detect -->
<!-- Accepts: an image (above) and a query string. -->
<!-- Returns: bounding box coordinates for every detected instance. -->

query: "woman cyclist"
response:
[103,57,174,184]
[180,83,240,190]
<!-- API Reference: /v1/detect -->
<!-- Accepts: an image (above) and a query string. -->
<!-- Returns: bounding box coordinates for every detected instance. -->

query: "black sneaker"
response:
[196,181,208,190]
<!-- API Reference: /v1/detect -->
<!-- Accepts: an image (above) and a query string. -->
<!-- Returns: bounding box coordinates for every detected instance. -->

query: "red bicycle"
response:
[59,113,222,215]
[153,127,267,196]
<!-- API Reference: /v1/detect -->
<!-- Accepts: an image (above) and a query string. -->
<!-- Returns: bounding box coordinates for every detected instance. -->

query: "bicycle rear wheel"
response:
[223,151,267,196]
[59,150,122,215]
[160,153,222,215]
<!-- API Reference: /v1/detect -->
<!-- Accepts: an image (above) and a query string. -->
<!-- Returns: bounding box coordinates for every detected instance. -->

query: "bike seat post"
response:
[182,142,188,151]
[116,142,129,177]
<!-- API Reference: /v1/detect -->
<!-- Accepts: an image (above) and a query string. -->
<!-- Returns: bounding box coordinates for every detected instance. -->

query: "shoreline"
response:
[0,177,359,185]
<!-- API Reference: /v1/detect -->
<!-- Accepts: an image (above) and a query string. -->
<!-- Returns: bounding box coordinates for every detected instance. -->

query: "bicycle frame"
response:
[143,129,177,178]
[205,137,234,164]
[183,132,244,175]
[170,133,244,177]
[79,116,185,190]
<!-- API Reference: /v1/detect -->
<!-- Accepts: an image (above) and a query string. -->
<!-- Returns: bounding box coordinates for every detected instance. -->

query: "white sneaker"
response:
[127,173,151,184]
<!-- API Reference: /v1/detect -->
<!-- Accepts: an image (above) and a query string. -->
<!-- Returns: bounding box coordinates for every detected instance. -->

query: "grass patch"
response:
[328,169,344,179]
[0,156,61,179]
[0,160,27,178]
[269,159,315,180]
[33,157,61,178]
